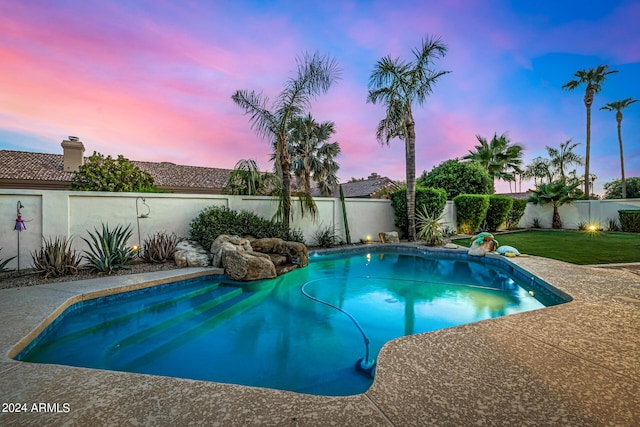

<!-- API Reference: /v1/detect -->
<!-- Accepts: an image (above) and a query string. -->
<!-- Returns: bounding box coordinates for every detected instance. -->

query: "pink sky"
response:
[1,0,639,196]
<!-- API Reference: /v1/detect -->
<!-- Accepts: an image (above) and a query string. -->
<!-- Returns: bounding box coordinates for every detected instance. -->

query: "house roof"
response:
[313,174,399,198]
[0,150,232,193]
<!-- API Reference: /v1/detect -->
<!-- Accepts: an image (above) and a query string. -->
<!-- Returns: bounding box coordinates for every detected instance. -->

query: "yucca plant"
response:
[416,206,445,246]
[0,248,16,272]
[31,237,81,278]
[142,232,179,263]
[82,223,135,274]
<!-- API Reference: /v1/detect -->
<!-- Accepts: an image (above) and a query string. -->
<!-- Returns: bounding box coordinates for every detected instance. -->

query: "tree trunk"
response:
[405,114,417,241]
[617,111,626,199]
[552,205,562,229]
[583,85,594,200]
[279,139,292,229]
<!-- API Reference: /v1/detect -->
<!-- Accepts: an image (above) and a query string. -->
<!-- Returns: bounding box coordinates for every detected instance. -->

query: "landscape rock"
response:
[174,240,210,267]
[379,231,400,243]
[251,237,283,253]
[223,250,276,281]
[210,235,252,268]
[273,240,309,267]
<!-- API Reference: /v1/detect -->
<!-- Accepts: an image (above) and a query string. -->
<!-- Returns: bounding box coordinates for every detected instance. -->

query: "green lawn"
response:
[450,230,640,265]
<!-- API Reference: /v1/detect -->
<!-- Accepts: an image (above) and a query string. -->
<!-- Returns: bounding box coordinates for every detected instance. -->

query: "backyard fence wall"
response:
[1,189,639,271]
[0,189,398,270]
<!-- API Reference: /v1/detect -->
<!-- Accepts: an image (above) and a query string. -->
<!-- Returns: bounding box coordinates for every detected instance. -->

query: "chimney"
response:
[368,172,380,179]
[61,136,85,172]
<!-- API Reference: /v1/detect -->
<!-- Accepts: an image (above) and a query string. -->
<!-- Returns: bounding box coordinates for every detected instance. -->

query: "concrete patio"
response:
[1,252,639,426]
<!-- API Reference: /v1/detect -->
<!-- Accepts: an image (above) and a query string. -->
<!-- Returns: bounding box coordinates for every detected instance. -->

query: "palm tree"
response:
[464,132,524,186]
[232,51,341,228]
[524,157,553,186]
[224,159,280,196]
[546,139,584,181]
[562,64,618,199]
[288,113,341,196]
[600,97,638,199]
[367,35,450,241]
[528,179,581,229]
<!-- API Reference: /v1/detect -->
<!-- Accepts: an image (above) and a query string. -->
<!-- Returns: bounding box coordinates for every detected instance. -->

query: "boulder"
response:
[251,237,284,253]
[174,240,210,267]
[210,235,252,268]
[223,250,276,281]
[274,240,309,267]
[379,231,399,243]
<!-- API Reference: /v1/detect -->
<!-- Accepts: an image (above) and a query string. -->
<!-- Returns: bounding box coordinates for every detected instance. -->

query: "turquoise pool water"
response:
[17,248,566,396]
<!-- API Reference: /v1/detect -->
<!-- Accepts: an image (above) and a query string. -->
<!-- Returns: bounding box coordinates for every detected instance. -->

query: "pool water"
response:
[17,250,562,396]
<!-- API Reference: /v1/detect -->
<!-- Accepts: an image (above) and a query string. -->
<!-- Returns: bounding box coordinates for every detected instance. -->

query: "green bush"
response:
[453,194,490,234]
[603,177,640,199]
[618,210,640,233]
[313,225,342,248]
[82,223,136,274]
[391,186,447,235]
[484,195,514,232]
[418,160,494,200]
[71,151,160,192]
[506,199,527,230]
[189,206,304,249]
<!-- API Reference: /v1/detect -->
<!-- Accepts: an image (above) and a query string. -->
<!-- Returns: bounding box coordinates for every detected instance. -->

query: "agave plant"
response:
[416,206,445,246]
[142,232,179,263]
[0,248,16,272]
[82,223,135,274]
[31,236,82,278]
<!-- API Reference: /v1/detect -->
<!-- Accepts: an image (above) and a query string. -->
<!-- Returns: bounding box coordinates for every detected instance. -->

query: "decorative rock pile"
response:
[173,235,308,281]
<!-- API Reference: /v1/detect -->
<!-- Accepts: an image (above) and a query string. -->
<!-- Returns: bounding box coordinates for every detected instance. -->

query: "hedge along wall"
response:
[0,189,399,270]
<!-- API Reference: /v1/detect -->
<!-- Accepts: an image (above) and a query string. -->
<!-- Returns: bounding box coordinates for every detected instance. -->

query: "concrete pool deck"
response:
[1,252,639,426]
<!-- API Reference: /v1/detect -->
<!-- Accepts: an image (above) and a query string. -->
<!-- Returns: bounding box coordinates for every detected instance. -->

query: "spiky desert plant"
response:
[142,232,179,263]
[0,248,16,272]
[82,223,135,274]
[416,206,445,246]
[31,237,81,278]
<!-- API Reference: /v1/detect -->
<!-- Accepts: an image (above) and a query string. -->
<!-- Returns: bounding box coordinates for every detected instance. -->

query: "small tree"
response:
[71,152,157,192]
[418,159,493,200]
[603,177,640,199]
[527,180,581,229]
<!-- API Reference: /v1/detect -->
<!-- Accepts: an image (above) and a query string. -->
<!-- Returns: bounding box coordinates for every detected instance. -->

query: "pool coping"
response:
[1,245,639,426]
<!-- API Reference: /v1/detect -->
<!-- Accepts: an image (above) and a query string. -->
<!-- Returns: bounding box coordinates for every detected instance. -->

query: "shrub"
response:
[142,232,179,263]
[453,194,490,234]
[418,160,494,200]
[189,206,303,249]
[505,199,527,230]
[416,206,445,246]
[484,195,514,232]
[313,225,341,248]
[531,217,543,228]
[390,186,447,236]
[577,221,588,231]
[0,248,16,272]
[31,236,82,278]
[618,210,640,233]
[83,223,136,274]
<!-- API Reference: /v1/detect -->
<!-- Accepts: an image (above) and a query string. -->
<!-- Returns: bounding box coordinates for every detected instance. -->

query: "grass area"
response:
[450,230,640,265]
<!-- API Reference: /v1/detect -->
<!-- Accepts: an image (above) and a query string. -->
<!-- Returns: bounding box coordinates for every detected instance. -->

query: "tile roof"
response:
[0,150,232,191]
[313,174,399,198]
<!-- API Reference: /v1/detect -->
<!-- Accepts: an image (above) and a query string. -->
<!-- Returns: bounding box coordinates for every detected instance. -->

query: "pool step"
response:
[105,286,248,367]
[115,291,264,370]
[45,281,227,346]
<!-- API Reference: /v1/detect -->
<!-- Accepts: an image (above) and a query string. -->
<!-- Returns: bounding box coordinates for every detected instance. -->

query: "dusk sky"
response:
[1,0,639,195]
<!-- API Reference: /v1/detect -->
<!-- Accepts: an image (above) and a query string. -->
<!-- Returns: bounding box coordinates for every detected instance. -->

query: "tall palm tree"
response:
[224,159,280,196]
[232,51,340,228]
[546,139,584,181]
[463,132,524,186]
[600,97,638,199]
[288,113,341,196]
[367,35,449,241]
[562,64,618,199]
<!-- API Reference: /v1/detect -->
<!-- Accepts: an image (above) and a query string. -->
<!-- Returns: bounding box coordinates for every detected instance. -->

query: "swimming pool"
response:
[15,246,569,396]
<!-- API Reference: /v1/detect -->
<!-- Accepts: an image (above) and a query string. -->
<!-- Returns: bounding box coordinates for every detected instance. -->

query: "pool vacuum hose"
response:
[301,279,376,379]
